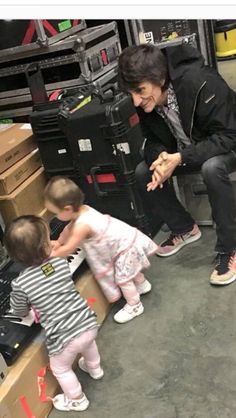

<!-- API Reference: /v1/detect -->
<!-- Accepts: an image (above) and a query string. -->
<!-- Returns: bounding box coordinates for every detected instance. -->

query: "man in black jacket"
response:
[118,43,236,286]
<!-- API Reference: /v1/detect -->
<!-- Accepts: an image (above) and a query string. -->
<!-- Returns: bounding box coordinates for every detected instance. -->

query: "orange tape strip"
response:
[87,297,97,307]
[19,395,36,418]
[37,367,53,403]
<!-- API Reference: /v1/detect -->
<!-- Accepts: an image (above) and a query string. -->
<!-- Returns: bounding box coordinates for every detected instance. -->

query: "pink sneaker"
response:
[156,224,201,257]
[210,252,236,285]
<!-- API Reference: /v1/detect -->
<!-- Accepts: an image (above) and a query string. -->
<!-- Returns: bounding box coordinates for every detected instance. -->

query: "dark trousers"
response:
[135,152,236,253]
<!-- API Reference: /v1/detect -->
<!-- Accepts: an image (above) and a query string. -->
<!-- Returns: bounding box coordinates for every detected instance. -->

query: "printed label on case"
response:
[58,149,67,154]
[116,142,130,154]
[78,139,92,151]
[139,31,154,44]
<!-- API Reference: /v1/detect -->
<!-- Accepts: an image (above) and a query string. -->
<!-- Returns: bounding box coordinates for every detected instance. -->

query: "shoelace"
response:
[161,233,183,247]
[214,252,232,275]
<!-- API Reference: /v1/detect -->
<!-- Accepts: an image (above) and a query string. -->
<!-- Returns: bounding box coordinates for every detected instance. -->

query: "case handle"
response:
[93,83,118,103]
[90,166,109,197]
[90,165,123,197]
[25,63,48,105]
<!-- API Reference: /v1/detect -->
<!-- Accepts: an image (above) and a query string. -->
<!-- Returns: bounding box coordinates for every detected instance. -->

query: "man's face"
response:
[129,81,167,113]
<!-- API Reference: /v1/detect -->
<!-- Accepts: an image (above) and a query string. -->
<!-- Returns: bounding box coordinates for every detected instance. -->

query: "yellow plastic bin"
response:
[214,20,236,58]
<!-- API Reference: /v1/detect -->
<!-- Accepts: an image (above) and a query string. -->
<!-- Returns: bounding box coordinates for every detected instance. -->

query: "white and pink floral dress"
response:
[75,206,157,302]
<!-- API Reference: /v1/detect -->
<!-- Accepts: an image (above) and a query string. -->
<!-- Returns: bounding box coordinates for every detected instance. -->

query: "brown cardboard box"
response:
[75,269,111,324]
[0,334,59,418]
[0,124,13,132]
[0,123,36,174]
[0,167,47,226]
[0,271,111,418]
[38,207,54,223]
[0,149,42,196]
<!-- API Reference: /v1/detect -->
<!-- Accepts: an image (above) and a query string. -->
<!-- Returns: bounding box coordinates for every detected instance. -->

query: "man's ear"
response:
[64,205,73,213]
[161,77,169,92]
[160,78,166,88]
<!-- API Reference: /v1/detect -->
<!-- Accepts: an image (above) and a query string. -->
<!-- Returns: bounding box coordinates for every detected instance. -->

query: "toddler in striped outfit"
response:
[4,215,103,412]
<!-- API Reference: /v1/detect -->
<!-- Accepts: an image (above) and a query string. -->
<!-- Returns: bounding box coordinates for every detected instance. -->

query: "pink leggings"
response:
[50,328,100,399]
[119,272,145,306]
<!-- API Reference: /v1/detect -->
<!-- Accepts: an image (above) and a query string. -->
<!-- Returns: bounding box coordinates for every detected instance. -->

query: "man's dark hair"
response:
[118,44,169,92]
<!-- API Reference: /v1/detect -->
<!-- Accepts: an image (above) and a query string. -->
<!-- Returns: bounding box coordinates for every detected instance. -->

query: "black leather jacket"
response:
[140,44,236,167]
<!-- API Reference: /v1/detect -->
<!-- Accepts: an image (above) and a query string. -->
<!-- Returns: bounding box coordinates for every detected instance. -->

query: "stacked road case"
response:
[0,21,121,118]
[0,19,87,51]
[124,19,217,68]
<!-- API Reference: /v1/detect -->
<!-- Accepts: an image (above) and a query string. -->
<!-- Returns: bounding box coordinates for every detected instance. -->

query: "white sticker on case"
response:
[58,149,67,154]
[78,139,92,151]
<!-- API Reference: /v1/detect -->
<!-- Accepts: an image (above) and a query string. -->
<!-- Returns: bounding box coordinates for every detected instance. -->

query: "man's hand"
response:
[147,152,182,191]
[151,151,169,166]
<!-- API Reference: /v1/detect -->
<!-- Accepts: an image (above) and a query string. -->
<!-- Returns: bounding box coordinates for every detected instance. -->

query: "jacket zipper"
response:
[190,81,206,141]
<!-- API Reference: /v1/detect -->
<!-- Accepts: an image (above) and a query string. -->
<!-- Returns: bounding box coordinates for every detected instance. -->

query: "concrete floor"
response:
[49,226,236,418]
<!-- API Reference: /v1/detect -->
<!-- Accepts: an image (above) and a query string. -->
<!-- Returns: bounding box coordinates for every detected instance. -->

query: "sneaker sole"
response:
[156,231,202,257]
[53,403,89,412]
[210,272,236,286]
[53,395,89,411]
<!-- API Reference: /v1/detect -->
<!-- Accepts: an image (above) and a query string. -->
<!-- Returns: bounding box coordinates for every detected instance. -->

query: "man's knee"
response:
[201,156,226,183]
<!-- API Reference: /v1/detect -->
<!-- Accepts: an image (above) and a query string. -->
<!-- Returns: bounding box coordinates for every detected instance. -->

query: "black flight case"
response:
[58,88,152,235]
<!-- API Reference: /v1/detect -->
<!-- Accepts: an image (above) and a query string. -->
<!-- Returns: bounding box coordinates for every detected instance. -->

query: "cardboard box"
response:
[0,149,42,196]
[0,270,111,418]
[0,167,47,226]
[0,334,59,418]
[38,207,54,224]
[0,123,37,174]
[75,269,111,325]
[0,124,13,132]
